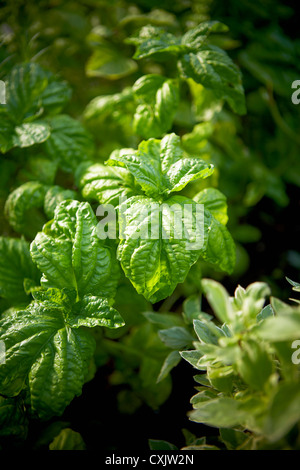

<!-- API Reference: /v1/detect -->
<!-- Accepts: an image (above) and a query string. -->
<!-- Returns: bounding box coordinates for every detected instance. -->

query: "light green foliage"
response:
[181,279,300,447]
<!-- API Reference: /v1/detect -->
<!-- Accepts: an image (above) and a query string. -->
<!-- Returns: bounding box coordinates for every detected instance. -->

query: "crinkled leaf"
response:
[0,287,123,418]
[69,295,124,329]
[30,200,119,300]
[4,63,71,126]
[0,114,50,152]
[76,160,137,206]
[117,195,206,303]
[5,63,49,122]
[107,133,214,199]
[181,21,229,50]
[178,46,246,115]
[39,78,72,115]
[127,21,228,60]
[0,300,94,418]
[4,181,48,238]
[44,115,94,172]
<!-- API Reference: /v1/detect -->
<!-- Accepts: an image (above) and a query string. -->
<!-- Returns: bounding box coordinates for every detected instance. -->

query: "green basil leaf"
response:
[193,188,228,225]
[178,46,246,115]
[5,63,49,122]
[181,21,229,50]
[44,115,94,172]
[199,209,236,274]
[12,121,51,148]
[30,200,120,300]
[126,25,184,60]
[4,63,71,125]
[107,133,214,198]
[0,300,94,418]
[0,286,123,418]
[77,161,137,206]
[117,195,206,303]
[132,74,179,138]
[4,181,48,238]
[69,295,124,329]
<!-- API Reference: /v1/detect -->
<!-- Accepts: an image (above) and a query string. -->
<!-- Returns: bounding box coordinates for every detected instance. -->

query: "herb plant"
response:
[0,0,299,451]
